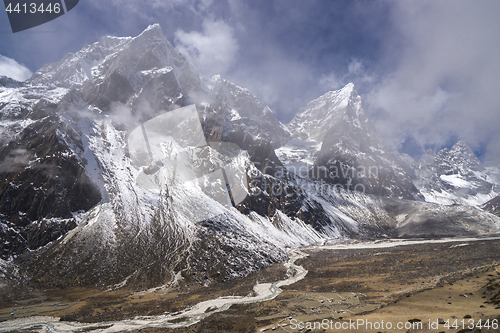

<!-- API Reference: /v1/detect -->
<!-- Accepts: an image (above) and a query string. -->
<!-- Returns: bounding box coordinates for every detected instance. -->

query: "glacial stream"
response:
[0,248,308,333]
[2,236,499,333]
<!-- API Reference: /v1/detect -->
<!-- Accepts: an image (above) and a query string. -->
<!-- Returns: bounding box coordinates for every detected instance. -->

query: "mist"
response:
[1,0,499,160]
[366,0,500,161]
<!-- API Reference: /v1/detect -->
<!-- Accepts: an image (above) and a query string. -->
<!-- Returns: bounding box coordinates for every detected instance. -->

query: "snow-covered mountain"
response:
[1,25,499,291]
[411,141,500,207]
[0,24,300,288]
[285,83,421,200]
[288,83,360,142]
[208,76,290,147]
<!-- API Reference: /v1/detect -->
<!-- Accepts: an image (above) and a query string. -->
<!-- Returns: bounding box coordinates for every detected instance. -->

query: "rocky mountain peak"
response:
[0,75,23,87]
[287,82,367,142]
[332,81,355,100]
[28,24,191,90]
[125,23,183,65]
[321,82,355,104]
[280,83,421,200]
[448,140,479,161]
[29,35,132,87]
[424,149,435,156]
[435,141,481,174]
[452,140,471,150]
[411,140,500,207]
[141,23,164,37]
[482,195,500,216]
[205,75,290,148]
[27,24,205,112]
[417,141,480,173]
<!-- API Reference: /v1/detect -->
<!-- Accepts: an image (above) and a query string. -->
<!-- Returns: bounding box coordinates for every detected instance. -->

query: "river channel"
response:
[2,236,499,333]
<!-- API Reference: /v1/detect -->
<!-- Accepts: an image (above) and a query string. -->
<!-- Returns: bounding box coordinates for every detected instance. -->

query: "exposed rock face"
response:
[200,77,288,175]
[411,142,500,207]
[288,83,361,142]
[208,76,290,148]
[0,97,102,259]
[482,195,500,216]
[0,76,23,88]
[288,83,421,200]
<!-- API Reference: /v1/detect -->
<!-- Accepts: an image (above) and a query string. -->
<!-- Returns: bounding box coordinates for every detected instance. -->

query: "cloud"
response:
[366,0,500,160]
[320,59,375,93]
[319,72,343,92]
[88,0,195,13]
[174,19,239,77]
[0,55,32,81]
[227,52,320,122]
[348,59,363,76]
[368,77,453,151]
[5,0,498,162]
[0,148,30,173]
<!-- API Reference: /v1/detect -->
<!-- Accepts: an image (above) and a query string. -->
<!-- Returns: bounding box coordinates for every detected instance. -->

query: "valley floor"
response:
[171,237,500,333]
[1,237,500,333]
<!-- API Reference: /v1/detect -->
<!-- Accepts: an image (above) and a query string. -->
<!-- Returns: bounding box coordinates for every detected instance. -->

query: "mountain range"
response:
[1,24,499,290]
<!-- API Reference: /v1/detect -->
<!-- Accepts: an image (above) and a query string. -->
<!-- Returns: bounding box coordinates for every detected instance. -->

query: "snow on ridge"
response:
[27,24,184,89]
[66,107,324,254]
[287,82,365,142]
[413,140,500,208]
[440,174,472,188]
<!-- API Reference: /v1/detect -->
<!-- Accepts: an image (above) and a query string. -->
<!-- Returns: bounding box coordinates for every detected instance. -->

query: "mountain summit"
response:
[288,83,365,142]
[285,83,421,199]
[412,141,500,207]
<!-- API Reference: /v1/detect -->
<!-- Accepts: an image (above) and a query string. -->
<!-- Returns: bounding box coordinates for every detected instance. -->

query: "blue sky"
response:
[1,0,499,161]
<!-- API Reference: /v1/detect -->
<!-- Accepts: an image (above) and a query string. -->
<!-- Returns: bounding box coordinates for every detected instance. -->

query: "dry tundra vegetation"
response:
[1,238,500,333]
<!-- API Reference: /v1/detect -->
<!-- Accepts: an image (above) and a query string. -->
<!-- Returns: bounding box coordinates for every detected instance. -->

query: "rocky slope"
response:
[482,195,500,216]
[411,141,500,207]
[0,25,329,290]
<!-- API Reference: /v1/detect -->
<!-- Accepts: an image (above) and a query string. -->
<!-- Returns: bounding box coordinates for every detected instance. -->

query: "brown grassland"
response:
[1,238,499,333]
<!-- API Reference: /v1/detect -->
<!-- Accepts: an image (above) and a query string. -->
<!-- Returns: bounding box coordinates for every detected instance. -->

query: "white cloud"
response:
[319,72,343,92]
[195,0,214,12]
[89,0,193,11]
[227,52,319,121]
[174,19,239,77]
[346,58,375,87]
[367,0,500,160]
[368,77,453,151]
[348,59,363,76]
[0,55,32,81]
